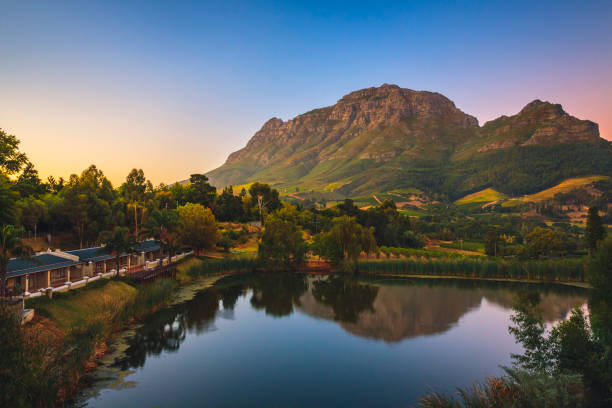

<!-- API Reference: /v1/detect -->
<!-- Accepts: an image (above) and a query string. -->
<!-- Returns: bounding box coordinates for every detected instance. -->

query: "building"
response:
[5,240,163,296]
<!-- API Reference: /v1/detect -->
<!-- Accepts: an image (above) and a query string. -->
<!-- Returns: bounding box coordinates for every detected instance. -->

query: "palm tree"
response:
[142,209,181,263]
[0,225,34,297]
[98,226,136,274]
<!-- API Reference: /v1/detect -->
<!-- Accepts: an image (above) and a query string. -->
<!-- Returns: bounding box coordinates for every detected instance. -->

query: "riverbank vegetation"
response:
[0,277,176,407]
[420,236,612,407]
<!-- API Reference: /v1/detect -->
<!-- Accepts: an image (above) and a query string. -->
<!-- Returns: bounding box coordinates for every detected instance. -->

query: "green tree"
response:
[121,169,152,237]
[0,174,18,225]
[523,227,566,258]
[585,206,606,254]
[0,128,28,175]
[312,216,377,272]
[216,186,245,222]
[258,212,306,270]
[0,225,34,297]
[61,166,115,248]
[187,174,217,208]
[14,162,46,198]
[484,227,499,256]
[16,197,48,238]
[177,203,218,254]
[98,226,136,273]
[248,182,281,223]
[143,209,180,262]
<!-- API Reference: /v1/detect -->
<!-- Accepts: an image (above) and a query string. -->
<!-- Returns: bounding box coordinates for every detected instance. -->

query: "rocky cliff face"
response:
[207,84,609,196]
[225,84,478,168]
[476,100,600,152]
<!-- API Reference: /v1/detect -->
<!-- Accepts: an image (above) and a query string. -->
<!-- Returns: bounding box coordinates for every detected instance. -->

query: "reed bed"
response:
[185,258,257,278]
[358,257,586,282]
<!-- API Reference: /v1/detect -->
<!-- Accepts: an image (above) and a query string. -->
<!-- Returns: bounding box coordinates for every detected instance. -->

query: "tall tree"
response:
[248,182,280,224]
[14,162,46,198]
[0,225,34,297]
[177,203,218,254]
[0,128,28,175]
[258,212,306,270]
[0,175,18,226]
[187,174,217,208]
[143,209,180,262]
[313,216,377,272]
[585,206,606,254]
[98,226,136,273]
[121,168,151,236]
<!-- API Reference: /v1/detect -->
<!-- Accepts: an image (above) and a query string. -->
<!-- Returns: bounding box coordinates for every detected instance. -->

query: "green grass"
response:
[456,188,508,204]
[519,175,609,202]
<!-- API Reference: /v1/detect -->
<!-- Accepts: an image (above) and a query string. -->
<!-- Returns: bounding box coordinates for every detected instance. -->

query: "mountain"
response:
[207,84,612,199]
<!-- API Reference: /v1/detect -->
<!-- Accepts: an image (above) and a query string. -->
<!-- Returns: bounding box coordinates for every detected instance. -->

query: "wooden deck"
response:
[129,263,177,283]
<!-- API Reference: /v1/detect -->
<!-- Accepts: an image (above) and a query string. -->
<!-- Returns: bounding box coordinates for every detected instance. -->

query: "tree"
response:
[585,206,606,254]
[258,213,306,269]
[0,175,18,226]
[143,209,180,262]
[0,225,34,297]
[312,216,377,273]
[14,162,46,198]
[98,226,136,273]
[484,228,499,256]
[248,182,280,223]
[61,166,115,248]
[0,128,28,175]
[16,197,48,239]
[216,186,245,222]
[187,174,217,209]
[521,227,563,258]
[121,169,151,237]
[177,203,218,254]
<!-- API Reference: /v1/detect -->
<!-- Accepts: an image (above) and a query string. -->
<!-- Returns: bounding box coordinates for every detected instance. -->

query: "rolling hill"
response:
[207,84,612,199]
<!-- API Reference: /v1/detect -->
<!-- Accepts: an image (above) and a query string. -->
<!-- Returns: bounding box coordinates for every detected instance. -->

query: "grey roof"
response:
[67,240,160,263]
[133,240,161,252]
[66,247,113,263]
[7,254,81,278]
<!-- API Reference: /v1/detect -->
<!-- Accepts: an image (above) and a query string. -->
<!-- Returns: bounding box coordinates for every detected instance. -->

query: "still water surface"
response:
[78,275,587,407]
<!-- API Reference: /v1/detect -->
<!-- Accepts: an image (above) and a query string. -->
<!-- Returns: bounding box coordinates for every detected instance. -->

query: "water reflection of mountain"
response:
[298,278,587,343]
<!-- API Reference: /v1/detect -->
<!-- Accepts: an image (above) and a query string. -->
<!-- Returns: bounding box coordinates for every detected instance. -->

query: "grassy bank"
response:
[358,257,586,282]
[23,277,177,406]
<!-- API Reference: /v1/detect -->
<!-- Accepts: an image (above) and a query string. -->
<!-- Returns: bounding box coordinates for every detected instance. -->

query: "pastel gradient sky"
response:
[1,1,611,186]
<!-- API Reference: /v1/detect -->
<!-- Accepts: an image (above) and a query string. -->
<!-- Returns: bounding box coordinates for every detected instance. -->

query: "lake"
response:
[76,274,587,407]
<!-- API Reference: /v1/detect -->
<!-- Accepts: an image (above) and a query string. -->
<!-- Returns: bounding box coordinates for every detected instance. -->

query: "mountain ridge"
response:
[207,84,611,199]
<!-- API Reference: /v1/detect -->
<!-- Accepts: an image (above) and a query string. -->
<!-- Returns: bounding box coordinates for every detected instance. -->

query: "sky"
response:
[1,1,611,186]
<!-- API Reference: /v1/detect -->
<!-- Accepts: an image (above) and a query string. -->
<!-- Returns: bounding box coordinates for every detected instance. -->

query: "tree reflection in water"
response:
[250,274,308,317]
[312,276,379,323]
[113,288,220,370]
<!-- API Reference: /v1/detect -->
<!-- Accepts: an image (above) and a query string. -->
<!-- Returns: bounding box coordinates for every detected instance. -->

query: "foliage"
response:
[585,206,606,254]
[312,216,377,272]
[142,209,180,259]
[187,173,217,208]
[419,368,585,408]
[98,226,137,272]
[177,203,218,254]
[0,128,28,175]
[0,304,58,408]
[0,225,34,297]
[258,209,306,270]
[0,174,18,225]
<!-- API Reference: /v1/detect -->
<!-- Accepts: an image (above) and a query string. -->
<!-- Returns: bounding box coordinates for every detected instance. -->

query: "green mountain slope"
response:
[207,84,612,199]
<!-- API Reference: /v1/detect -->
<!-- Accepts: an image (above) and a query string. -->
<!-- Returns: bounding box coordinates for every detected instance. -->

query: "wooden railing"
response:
[129,263,177,283]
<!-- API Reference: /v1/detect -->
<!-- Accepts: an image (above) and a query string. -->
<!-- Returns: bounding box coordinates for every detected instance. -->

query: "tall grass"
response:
[358,257,585,282]
[22,277,178,405]
[185,258,257,278]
